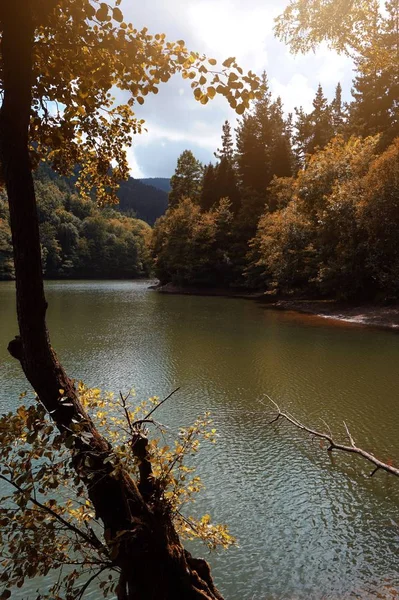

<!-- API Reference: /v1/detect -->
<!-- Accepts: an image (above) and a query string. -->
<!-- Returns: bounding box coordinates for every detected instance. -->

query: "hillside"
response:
[118,178,168,224]
[0,164,154,280]
[138,178,171,193]
[34,162,169,225]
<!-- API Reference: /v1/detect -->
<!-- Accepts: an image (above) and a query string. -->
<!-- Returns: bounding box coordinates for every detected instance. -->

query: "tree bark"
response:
[0,4,224,599]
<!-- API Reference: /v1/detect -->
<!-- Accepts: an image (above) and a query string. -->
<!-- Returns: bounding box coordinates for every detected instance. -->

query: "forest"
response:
[0,1,398,599]
[2,1,396,301]
[155,5,399,300]
[0,163,169,280]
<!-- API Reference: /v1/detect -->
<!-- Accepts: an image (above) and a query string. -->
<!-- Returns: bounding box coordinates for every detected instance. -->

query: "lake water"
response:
[0,280,398,600]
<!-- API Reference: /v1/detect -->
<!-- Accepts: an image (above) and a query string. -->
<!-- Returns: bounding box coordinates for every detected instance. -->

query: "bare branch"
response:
[119,391,134,437]
[75,564,113,600]
[139,387,181,423]
[343,421,356,448]
[265,397,399,478]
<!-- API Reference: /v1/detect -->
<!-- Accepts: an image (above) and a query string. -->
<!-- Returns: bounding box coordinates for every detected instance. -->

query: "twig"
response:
[119,391,134,436]
[343,421,356,447]
[0,473,108,550]
[265,396,399,478]
[139,387,180,423]
[75,564,112,600]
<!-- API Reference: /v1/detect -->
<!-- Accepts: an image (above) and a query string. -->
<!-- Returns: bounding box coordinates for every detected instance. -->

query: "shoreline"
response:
[153,283,399,331]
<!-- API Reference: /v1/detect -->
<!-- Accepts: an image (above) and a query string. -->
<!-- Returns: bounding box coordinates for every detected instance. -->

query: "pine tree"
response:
[236,72,273,194]
[236,114,262,192]
[269,96,293,178]
[309,84,334,153]
[215,158,241,213]
[347,3,391,139]
[215,120,234,161]
[200,163,218,211]
[212,120,241,212]
[331,82,346,136]
[348,62,391,138]
[293,106,313,166]
[169,150,203,207]
[294,85,333,164]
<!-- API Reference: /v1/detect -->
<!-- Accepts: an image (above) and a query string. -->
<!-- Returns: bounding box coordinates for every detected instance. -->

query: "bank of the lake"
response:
[1,280,398,600]
[155,282,399,330]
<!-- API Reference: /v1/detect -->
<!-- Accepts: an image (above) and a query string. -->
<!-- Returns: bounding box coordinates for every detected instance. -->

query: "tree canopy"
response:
[0,1,261,201]
[1,1,399,598]
[0,2,263,600]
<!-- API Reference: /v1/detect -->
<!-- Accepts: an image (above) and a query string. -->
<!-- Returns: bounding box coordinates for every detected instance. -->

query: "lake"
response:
[0,280,398,600]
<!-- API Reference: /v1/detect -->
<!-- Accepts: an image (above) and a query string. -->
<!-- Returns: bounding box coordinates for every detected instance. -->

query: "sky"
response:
[120,0,355,179]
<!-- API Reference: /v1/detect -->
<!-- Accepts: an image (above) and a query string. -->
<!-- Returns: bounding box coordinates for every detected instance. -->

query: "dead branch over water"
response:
[265,396,399,478]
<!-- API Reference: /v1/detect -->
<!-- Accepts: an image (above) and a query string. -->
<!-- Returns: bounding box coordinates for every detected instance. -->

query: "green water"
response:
[0,280,398,600]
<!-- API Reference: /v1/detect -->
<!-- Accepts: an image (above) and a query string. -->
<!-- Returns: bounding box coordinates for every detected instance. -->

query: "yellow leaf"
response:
[113,7,123,22]
[96,4,108,21]
[207,86,216,99]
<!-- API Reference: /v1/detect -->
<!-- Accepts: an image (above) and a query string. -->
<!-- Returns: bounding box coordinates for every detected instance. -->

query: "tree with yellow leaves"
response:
[0,2,261,599]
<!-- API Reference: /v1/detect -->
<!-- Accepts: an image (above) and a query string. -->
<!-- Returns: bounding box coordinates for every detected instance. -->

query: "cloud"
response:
[187,0,276,72]
[271,73,315,114]
[118,1,355,178]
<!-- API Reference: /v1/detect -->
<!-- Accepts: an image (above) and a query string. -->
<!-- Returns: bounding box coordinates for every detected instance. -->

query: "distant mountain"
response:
[1,162,155,281]
[138,178,171,193]
[118,179,168,225]
[34,162,169,226]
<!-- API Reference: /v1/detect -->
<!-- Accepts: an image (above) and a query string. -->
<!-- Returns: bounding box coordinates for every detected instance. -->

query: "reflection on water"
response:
[0,280,398,599]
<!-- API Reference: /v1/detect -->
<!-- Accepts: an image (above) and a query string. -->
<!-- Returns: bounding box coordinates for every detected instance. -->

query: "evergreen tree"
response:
[348,61,391,138]
[294,85,333,163]
[215,157,241,213]
[347,4,391,139]
[309,84,334,153]
[293,106,313,166]
[331,82,346,136]
[236,114,262,192]
[269,97,293,179]
[169,150,203,207]
[215,120,234,161]
[236,72,273,194]
[200,163,218,211]
[212,120,241,212]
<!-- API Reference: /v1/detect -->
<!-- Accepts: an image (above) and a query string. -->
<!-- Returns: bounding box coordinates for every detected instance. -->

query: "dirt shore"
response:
[266,299,399,330]
[152,283,399,330]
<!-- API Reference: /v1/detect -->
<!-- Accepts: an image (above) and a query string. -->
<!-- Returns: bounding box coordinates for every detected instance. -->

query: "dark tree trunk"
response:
[0,4,224,599]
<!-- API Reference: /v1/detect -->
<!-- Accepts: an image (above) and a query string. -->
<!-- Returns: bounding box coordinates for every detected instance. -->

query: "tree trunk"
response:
[0,4,224,599]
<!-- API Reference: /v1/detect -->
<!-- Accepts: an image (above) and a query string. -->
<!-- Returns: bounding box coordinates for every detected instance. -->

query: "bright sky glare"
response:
[121,0,354,179]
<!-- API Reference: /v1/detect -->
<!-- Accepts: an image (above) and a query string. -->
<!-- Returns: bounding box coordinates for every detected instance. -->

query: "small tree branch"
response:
[75,564,114,600]
[139,387,180,423]
[0,473,108,551]
[265,396,399,478]
[343,421,355,447]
